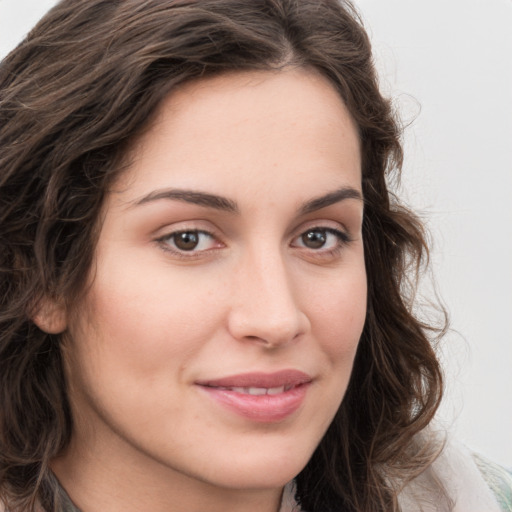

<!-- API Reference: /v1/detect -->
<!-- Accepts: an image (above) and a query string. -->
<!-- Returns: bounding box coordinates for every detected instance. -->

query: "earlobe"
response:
[32,298,68,334]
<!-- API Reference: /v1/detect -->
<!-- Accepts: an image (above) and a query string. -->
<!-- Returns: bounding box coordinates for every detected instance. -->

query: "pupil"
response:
[175,232,199,251]
[303,230,326,249]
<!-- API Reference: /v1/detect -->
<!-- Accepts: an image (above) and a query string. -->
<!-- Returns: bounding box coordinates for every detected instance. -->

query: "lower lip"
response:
[198,384,310,423]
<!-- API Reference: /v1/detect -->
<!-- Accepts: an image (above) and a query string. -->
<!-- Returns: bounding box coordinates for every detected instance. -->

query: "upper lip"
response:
[195,369,312,389]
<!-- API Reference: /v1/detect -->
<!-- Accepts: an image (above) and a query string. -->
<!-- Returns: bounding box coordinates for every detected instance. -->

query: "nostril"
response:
[227,308,309,348]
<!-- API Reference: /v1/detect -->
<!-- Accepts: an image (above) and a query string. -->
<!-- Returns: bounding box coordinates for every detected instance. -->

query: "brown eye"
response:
[158,229,220,255]
[173,231,200,251]
[292,227,351,253]
[301,229,327,249]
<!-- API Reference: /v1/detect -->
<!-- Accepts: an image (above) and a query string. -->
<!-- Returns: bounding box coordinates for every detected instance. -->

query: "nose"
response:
[227,247,310,348]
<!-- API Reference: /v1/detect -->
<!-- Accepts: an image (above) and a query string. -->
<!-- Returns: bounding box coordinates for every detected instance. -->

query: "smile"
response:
[205,384,295,395]
[196,370,312,422]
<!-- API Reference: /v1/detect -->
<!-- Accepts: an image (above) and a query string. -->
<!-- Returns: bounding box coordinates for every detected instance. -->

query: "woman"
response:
[0,1,510,511]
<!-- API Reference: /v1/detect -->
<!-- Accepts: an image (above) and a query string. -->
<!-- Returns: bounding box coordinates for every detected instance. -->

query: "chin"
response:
[192,439,315,490]
[206,462,303,490]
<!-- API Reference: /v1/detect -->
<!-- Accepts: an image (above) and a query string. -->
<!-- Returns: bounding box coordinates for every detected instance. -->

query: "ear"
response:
[32,297,68,334]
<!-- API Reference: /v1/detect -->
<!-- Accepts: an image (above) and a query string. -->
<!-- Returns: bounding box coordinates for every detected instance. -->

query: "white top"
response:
[279,439,508,512]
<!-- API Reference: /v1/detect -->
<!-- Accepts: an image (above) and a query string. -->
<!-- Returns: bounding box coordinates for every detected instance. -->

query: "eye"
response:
[292,227,350,251]
[158,230,219,253]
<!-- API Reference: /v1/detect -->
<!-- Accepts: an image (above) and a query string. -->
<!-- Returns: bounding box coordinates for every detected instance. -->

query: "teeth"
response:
[225,386,287,395]
[248,387,267,396]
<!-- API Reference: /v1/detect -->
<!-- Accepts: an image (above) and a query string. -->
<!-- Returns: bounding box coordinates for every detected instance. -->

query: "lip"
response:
[195,370,312,423]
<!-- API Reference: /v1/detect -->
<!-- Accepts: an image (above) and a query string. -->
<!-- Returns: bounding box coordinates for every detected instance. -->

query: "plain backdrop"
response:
[1,0,511,467]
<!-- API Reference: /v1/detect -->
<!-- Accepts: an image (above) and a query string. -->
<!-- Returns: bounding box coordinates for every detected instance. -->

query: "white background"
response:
[1,0,511,467]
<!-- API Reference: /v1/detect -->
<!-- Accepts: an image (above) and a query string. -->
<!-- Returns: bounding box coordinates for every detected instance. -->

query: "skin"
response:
[46,68,367,512]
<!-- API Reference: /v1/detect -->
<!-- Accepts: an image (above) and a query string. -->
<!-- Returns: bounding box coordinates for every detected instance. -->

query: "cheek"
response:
[70,263,225,380]
[302,265,367,413]
[293,266,366,437]
[307,266,367,356]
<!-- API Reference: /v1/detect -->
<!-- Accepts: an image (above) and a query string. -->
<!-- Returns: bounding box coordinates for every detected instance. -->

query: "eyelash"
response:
[156,230,221,259]
[291,227,353,257]
[156,226,353,260]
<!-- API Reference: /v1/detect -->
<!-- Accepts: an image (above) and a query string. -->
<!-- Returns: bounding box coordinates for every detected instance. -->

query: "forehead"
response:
[115,68,362,204]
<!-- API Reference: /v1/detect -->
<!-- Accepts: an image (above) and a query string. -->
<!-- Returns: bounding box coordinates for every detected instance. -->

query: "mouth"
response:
[196,369,312,389]
[195,370,312,422]
[203,384,297,396]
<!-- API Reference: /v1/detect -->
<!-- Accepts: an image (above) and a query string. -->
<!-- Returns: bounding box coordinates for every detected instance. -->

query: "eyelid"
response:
[154,226,225,259]
[291,226,352,246]
[289,223,354,263]
[291,217,353,240]
[152,219,355,261]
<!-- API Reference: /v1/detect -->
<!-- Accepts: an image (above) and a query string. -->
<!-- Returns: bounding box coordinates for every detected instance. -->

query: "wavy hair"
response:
[0,0,444,510]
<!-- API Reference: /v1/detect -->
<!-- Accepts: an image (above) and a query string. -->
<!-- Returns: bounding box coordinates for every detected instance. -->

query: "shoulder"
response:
[472,452,512,512]
[399,434,511,511]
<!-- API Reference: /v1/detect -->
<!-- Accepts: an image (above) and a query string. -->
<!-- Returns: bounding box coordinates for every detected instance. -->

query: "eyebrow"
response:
[299,187,363,215]
[133,185,362,214]
[134,189,239,213]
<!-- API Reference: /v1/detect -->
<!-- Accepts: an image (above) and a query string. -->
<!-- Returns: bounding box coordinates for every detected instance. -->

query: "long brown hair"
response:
[0,1,444,510]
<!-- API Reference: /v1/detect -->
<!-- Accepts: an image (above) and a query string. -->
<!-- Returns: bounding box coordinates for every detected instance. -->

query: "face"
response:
[55,69,366,499]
